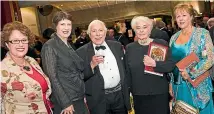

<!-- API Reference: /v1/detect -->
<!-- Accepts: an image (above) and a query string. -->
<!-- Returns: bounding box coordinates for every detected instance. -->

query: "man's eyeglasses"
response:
[8,39,29,44]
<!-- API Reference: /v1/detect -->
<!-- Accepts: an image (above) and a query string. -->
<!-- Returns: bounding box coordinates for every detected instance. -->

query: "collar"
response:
[55,33,69,46]
[92,41,108,50]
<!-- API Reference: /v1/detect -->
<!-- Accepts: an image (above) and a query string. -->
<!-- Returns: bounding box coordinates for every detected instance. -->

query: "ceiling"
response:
[18,0,133,12]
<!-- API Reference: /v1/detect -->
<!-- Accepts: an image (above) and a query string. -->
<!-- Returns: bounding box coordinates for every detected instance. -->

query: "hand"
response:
[90,55,104,69]
[61,105,75,114]
[179,69,190,80]
[143,55,156,67]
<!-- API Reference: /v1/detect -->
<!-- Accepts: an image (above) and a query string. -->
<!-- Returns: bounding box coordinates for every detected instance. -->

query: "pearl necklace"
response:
[138,38,151,45]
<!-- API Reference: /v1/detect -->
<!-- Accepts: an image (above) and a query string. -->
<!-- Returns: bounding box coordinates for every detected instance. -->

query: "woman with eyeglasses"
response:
[1,21,52,114]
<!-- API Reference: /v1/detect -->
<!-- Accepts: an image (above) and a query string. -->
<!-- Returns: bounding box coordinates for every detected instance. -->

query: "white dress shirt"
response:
[93,42,121,89]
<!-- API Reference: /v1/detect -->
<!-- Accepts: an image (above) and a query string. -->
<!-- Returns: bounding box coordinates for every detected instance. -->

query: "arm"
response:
[180,69,209,88]
[189,30,214,77]
[41,44,72,109]
[125,46,132,91]
[1,62,8,114]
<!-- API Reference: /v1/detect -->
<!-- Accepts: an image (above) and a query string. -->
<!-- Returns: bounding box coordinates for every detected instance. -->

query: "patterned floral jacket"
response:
[1,54,52,114]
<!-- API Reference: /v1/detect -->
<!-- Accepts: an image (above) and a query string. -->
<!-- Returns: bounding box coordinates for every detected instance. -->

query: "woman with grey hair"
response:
[125,16,176,114]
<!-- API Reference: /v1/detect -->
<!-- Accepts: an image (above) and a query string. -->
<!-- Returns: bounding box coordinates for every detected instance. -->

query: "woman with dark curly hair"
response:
[1,21,52,114]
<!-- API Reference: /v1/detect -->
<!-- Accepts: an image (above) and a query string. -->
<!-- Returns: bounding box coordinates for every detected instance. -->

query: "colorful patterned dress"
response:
[1,54,52,114]
[170,27,214,114]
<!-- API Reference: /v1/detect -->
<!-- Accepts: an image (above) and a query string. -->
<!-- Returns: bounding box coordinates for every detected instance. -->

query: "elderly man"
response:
[76,20,131,114]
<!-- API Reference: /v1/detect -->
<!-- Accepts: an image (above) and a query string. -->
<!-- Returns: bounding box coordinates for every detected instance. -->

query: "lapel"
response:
[87,42,106,82]
[106,41,125,82]
[54,34,74,57]
[25,56,52,95]
[87,42,99,71]
[87,42,95,60]
[4,54,23,75]
[4,54,52,96]
[25,56,44,76]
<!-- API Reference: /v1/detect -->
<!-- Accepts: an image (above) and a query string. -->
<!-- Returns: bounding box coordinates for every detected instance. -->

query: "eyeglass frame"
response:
[7,39,29,44]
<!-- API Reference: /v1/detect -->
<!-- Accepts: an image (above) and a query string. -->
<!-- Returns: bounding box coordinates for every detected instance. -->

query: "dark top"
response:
[41,33,85,111]
[74,37,89,49]
[27,47,39,59]
[105,36,117,41]
[115,33,130,47]
[151,28,170,43]
[209,26,214,43]
[125,39,176,95]
[1,47,7,61]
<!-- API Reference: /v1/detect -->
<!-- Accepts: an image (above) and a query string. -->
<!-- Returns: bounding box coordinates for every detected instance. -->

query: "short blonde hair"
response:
[131,16,153,32]
[173,3,195,23]
[87,20,107,36]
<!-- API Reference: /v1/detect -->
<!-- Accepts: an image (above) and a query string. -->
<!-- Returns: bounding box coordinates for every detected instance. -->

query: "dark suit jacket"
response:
[209,26,214,43]
[76,40,131,111]
[115,33,130,47]
[41,33,85,113]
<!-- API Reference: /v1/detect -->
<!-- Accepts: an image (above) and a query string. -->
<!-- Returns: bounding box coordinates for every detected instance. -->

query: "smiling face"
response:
[56,19,72,39]
[135,21,151,40]
[89,22,106,45]
[6,30,29,58]
[175,9,193,29]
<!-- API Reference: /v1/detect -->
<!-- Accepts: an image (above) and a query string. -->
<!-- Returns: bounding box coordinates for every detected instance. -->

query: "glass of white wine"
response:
[96,50,106,68]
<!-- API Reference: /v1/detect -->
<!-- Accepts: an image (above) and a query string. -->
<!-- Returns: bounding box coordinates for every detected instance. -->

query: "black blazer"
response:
[209,26,214,43]
[41,33,85,113]
[76,40,131,110]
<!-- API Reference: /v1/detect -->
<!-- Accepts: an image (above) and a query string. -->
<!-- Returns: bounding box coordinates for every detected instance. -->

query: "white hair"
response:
[131,16,153,32]
[207,17,214,28]
[87,20,107,36]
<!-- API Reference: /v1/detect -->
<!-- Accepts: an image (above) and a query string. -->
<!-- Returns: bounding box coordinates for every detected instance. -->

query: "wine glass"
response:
[96,50,105,68]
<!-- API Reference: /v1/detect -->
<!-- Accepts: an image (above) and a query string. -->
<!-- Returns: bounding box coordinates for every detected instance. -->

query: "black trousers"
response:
[133,93,169,114]
[53,99,89,114]
[90,90,127,114]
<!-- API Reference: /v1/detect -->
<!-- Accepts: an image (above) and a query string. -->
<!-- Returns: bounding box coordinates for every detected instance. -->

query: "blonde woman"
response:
[170,3,214,114]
